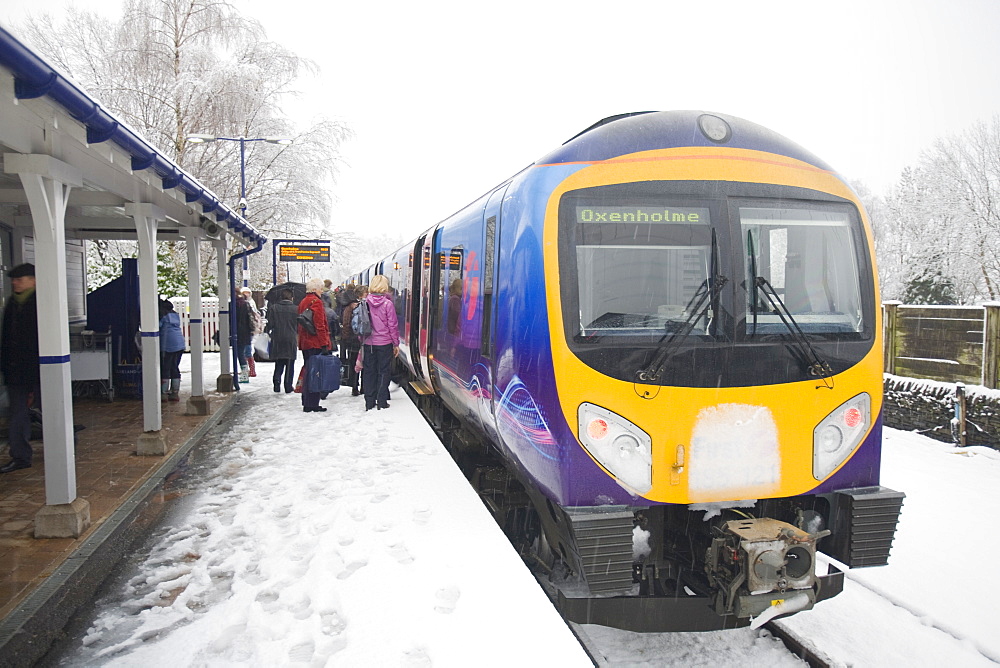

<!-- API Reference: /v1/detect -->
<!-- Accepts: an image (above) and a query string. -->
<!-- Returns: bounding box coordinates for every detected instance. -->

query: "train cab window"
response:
[740,206,864,337]
[559,182,874,387]
[569,201,718,340]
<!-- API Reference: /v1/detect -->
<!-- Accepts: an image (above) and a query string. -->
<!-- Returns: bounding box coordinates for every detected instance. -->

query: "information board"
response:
[278,244,330,262]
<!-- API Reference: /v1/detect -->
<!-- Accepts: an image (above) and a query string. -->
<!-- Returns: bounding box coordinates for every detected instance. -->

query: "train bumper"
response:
[555,564,843,632]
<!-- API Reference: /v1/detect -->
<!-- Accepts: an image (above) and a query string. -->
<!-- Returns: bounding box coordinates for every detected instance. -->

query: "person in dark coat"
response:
[235,291,254,382]
[340,286,364,396]
[298,278,331,413]
[265,289,299,393]
[1,263,39,473]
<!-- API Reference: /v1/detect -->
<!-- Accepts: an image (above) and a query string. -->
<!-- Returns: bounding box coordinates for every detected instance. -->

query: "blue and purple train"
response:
[348,111,904,631]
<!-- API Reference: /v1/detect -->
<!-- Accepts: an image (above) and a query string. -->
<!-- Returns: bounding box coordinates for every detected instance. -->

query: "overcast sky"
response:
[5,0,1000,242]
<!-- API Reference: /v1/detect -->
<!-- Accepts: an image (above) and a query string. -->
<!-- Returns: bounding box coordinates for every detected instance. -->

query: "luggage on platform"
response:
[307,352,341,394]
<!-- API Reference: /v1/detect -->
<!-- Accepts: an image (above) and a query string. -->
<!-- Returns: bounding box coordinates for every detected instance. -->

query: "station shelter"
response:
[0,26,266,538]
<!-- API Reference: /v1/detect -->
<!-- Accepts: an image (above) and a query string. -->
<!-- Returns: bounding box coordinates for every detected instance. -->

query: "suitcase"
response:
[306,352,341,393]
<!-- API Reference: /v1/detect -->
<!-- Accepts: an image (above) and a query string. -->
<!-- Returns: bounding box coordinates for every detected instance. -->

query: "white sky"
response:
[4,0,1000,241]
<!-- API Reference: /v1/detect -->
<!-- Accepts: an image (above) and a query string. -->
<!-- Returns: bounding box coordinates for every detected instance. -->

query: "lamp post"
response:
[187,134,293,221]
[187,133,292,390]
[187,133,293,285]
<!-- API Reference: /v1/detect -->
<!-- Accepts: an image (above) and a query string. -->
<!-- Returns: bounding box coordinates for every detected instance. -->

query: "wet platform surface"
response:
[0,381,237,656]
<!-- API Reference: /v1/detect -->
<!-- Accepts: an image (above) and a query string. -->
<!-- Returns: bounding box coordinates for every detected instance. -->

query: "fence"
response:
[169,297,221,352]
[883,302,1000,388]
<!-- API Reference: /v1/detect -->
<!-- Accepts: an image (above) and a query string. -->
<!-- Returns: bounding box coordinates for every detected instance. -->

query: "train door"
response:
[415,227,440,391]
[405,234,426,382]
[477,186,508,435]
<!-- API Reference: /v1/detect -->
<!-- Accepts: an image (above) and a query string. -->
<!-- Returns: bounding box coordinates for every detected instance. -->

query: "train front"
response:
[535,112,904,628]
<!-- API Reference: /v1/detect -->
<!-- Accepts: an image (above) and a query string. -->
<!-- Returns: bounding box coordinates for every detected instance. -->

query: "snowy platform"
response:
[71,375,594,666]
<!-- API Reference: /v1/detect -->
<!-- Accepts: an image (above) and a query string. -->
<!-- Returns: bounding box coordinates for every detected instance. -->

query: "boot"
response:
[161,380,169,397]
[248,355,257,377]
[240,364,249,382]
[168,378,180,402]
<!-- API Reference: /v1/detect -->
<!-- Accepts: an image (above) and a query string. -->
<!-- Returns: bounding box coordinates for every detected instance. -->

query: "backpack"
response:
[351,300,372,338]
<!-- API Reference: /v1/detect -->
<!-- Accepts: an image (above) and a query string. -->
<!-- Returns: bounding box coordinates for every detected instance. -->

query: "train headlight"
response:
[578,403,652,494]
[698,114,732,144]
[813,393,870,480]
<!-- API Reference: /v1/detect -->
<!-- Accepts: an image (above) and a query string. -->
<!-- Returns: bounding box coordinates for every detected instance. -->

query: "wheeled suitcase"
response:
[306,352,341,393]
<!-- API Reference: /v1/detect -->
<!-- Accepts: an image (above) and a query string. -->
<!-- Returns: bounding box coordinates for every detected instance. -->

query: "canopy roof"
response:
[0,25,265,247]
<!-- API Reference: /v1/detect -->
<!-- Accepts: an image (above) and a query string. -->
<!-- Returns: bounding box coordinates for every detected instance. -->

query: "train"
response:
[346,111,904,631]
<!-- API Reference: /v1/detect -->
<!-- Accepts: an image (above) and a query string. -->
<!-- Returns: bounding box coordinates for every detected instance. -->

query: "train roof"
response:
[535,110,834,173]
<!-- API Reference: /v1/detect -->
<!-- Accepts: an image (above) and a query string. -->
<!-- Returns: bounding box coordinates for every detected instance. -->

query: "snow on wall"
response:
[883,374,1000,449]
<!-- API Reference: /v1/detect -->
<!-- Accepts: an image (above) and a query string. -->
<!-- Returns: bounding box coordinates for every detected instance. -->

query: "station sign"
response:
[278,244,330,262]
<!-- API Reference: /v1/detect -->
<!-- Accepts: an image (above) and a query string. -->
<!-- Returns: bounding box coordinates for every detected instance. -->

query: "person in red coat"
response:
[298,278,331,413]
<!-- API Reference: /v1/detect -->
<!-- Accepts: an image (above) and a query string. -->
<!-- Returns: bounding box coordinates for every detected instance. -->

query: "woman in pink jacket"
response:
[362,274,399,411]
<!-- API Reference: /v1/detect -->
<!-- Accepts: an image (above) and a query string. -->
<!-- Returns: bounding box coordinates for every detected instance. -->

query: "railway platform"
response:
[0,377,237,664]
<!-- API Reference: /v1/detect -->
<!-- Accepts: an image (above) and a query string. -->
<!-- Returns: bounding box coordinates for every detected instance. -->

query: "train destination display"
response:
[278,244,330,262]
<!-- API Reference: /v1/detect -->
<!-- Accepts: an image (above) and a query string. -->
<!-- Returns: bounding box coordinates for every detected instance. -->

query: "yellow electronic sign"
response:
[278,245,330,262]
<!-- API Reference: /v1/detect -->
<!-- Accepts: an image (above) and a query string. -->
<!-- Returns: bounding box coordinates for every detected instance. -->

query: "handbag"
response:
[293,366,306,393]
[253,332,270,356]
[296,307,316,335]
[307,352,341,394]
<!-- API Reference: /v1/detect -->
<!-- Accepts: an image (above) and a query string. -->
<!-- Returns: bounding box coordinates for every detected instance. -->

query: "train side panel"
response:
[490,166,629,505]
[429,197,492,435]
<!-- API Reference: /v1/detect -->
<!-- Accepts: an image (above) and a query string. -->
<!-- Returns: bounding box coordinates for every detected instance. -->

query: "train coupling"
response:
[707,517,831,619]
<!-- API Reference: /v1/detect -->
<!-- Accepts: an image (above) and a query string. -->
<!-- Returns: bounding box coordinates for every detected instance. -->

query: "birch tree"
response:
[17,0,354,292]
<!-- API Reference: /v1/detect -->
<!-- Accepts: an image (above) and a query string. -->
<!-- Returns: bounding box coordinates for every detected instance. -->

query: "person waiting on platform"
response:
[361,274,399,412]
[158,299,185,402]
[265,289,299,393]
[1,263,39,473]
[298,278,331,413]
[235,289,254,383]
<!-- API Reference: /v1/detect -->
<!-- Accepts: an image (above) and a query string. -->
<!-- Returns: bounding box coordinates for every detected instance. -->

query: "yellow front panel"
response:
[543,147,883,504]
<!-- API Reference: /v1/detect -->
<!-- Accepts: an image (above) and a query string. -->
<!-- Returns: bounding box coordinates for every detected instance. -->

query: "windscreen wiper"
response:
[752,275,834,386]
[637,231,726,383]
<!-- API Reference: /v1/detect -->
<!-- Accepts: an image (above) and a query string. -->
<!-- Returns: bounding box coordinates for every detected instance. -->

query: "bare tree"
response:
[17,0,353,291]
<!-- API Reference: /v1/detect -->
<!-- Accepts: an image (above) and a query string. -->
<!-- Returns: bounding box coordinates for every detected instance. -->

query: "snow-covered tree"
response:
[17,0,353,290]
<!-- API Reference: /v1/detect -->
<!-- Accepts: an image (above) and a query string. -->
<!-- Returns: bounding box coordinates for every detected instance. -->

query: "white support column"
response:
[183,227,210,414]
[4,153,90,538]
[127,202,168,456]
[214,238,234,391]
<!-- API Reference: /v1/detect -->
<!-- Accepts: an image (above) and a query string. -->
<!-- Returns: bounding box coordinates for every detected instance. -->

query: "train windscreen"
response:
[558,181,875,387]
[741,207,863,336]
[572,203,715,338]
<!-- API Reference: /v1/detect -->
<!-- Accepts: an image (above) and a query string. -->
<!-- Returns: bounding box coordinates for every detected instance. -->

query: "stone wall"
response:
[883,375,1000,449]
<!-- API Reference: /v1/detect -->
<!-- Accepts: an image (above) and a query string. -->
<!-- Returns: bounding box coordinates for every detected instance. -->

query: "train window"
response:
[440,246,464,336]
[741,207,863,336]
[570,203,716,338]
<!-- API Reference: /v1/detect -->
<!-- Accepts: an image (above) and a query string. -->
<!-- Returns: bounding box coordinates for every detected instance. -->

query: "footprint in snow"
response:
[288,594,313,620]
[402,646,433,667]
[287,638,315,664]
[320,609,347,637]
[433,586,460,614]
[388,542,414,564]
[337,560,367,580]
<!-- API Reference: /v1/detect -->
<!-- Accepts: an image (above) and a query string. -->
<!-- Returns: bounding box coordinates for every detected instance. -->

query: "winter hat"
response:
[7,263,35,278]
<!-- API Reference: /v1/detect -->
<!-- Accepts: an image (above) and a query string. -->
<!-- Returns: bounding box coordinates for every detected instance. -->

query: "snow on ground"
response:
[64,358,591,667]
[58,353,1000,667]
[775,429,1000,667]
